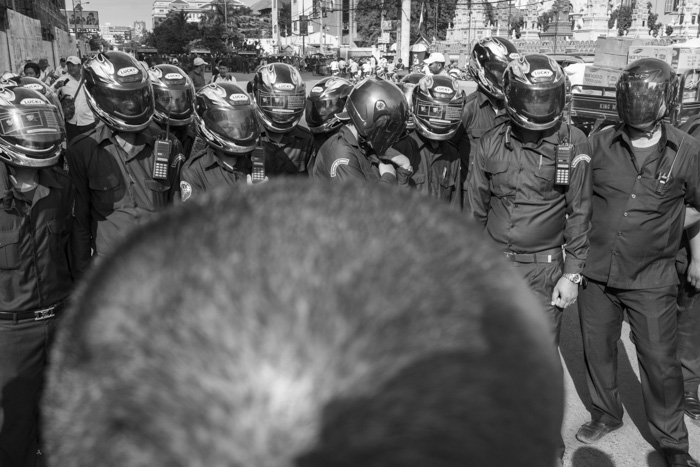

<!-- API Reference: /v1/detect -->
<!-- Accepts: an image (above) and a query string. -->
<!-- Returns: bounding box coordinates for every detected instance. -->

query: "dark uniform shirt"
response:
[468,122,592,274]
[260,126,315,176]
[180,146,250,201]
[455,89,510,168]
[409,131,462,208]
[585,123,700,289]
[0,164,75,312]
[67,122,184,275]
[312,125,411,185]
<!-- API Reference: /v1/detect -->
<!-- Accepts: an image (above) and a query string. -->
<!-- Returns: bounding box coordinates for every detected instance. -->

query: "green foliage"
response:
[483,2,496,27]
[279,1,292,37]
[151,11,199,54]
[509,11,524,38]
[537,9,555,32]
[666,24,674,36]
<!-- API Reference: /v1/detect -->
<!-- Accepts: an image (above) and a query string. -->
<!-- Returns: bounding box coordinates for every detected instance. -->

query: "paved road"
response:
[215,69,700,466]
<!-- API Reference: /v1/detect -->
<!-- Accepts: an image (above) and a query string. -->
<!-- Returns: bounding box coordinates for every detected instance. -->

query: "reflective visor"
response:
[93,85,153,120]
[305,96,344,127]
[0,106,65,150]
[258,92,305,112]
[154,87,193,117]
[414,98,463,125]
[367,114,407,156]
[484,59,508,88]
[511,86,564,124]
[617,79,665,127]
[204,107,258,144]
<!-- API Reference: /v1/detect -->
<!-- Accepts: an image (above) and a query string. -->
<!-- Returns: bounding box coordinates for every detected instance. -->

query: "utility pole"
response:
[320,0,325,54]
[400,0,410,65]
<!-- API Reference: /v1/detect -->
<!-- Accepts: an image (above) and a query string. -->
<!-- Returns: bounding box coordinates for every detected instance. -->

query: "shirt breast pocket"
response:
[533,165,561,200]
[47,218,69,258]
[89,174,124,211]
[485,160,514,197]
[145,179,170,210]
[0,229,21,270]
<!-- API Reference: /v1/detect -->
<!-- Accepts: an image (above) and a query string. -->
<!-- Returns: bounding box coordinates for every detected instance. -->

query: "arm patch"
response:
[330,158,350,177]
[571,154,591,168]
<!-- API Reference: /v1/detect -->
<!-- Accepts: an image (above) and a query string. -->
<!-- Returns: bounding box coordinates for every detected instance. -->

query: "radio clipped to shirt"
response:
[555,143,573,186]
[250,145,266,184]
[152,138,172,180]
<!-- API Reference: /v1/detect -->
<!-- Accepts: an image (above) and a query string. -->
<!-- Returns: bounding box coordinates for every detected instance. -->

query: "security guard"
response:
[409,74,465,207]
[312,78,413,185]
[0,87,75,467]
[180,83,263,201]
[576,58,699,467]
[457,37,519,204]
[305,76,353,154]
[248,63,315,176]
[67,52,184,277]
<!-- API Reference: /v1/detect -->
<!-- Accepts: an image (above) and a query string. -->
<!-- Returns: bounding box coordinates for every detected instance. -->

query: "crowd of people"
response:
[0,36,699,467]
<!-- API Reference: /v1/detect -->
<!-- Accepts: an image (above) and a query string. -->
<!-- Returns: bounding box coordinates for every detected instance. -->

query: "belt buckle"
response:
[34,306,55,321]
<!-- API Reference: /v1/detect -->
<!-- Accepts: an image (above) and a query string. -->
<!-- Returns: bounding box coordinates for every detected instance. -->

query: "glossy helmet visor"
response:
[150,65,195,127]
[362,113,407,156]
[251,63,306,132]
[0,88,65,168]
[616,59,676,129]
[305,77,353,134]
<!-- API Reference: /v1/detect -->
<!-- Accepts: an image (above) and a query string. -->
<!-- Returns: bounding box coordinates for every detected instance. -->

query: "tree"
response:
[608,1,633,36]
[279,1,292,37]
[537,9,555,32]
[151,10,199,54]
[483,2,496,27]
[666,24,674,36]
[646,1,662,36]
[509,11,525,38]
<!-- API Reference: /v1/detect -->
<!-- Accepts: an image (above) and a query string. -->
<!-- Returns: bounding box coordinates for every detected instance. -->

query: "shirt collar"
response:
[94,122,158,153]
[477,90,507,116]
[501,122,563,148]
[611,122,678,153]
[0,164,61,201]
[339,125,360,148]
[203,147,249,172]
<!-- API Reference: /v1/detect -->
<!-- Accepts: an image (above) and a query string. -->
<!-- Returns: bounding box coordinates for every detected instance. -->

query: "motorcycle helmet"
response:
[305,77,353,134]
[0,87,65,168]
[248,63,305,132]
[148,64,195,127]
[399,73,425,130]
[8,76,64,118]
[616,58,678,129]
[83,51,154,132]
[339,77,408,156]
[194,82,260,154]
[503,54,566,131]
[412,75,465,140]
[469,37,519,100]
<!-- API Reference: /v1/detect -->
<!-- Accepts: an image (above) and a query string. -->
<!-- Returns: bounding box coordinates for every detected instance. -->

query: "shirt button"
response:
[624,212,628,216]
[613,251,618,255]
[631,194,636,198]
[637,175,642,179]
[618,232,622,236]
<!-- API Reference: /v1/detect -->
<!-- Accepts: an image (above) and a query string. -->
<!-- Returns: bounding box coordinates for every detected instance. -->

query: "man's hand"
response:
[382,153,412,171]
[246,174,269,185]
[378,163,396,177]
[551,276,579,309]
[688,259,700,291]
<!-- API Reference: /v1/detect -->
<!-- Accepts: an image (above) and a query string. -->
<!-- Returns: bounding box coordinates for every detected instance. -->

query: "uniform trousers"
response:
[578,279,689,454]
[676,264,700,394]
[0,316,59,467]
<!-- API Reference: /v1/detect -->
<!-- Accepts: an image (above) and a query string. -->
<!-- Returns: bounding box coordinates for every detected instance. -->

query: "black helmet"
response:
[503,54,566,131]
[340,77,408,156]
[412,75,465,141]
[305,77,353,134]
[249,63,305,132]
[194,82,260,154]
[7,76,64,119]
[616,58,678,129]
[83,51,154,132]
[148,64,195,127]
[0,87,65,168]
[400,73,425,130]
[469,37,519,100]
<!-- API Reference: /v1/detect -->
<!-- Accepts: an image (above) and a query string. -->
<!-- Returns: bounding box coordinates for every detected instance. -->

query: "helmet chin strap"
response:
[633,120,661,139]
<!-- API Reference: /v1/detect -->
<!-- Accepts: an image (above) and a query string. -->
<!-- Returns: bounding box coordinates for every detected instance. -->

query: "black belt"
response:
[504,248,563,264]
[0,300,66,323]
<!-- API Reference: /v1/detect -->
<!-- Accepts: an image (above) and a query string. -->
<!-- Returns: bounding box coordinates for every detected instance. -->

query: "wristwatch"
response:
[563,273,583,284]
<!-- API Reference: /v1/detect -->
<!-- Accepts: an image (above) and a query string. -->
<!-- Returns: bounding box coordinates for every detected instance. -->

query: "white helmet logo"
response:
[311,86,324,93]
[165,73,183,80]
[117,67,139,77]
[376,100,386,110]
[230,93,249,102]
[531,69,553,78]
[276,83,294,90]
[24,83,43,90]
[20,98,44,105]
[434,86,453,94]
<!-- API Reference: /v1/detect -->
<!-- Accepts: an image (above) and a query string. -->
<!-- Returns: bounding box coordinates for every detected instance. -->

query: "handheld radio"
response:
[250,144,266,184]
[555,127,573,186]
[152,99,172,180]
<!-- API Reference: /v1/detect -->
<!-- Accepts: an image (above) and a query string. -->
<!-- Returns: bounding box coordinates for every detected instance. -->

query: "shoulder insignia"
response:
[330,158,349,177]
[572,154,591,168]
[180,181,192,202]
[171,153,186,168]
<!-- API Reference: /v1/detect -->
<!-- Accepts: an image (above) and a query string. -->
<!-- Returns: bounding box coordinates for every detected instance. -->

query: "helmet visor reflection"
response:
[93,86,153,120]
[414,98,463,125]
[367,114,407,156]
[0,106,65,150]
[204,107,258,143]
[154,88,193,117]
[305,96,344,127]
[617,79,665,127]
[484,60,508,88]
[509,86,564,124]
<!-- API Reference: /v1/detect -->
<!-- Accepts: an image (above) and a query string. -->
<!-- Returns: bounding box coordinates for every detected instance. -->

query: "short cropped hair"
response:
[43,180,563,467]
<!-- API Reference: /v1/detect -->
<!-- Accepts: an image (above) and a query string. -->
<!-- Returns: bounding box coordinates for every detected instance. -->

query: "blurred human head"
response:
[23,62,40,78]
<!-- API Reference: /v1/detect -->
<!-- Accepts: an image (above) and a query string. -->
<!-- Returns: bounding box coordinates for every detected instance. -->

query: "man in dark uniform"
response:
[305,76,353,154]
[409,74,465,208]
[180,83,263,201]
[0,87,75,467]
[67,52,183,277]
[457,37,518,204]
[576,58,698,467]
[676,114,700,421]
[312,78,413,185]
[248,63,315,176]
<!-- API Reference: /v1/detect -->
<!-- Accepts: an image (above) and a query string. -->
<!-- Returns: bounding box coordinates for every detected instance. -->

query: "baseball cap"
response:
[39,58,49,67]
[424,53,445,64]
[66,56,81,65]
[193,57,208,66]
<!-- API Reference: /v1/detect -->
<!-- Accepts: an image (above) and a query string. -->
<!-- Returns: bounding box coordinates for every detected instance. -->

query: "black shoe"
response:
[684,391,700,420]
[665,453,699,467]
[575,419,623,444]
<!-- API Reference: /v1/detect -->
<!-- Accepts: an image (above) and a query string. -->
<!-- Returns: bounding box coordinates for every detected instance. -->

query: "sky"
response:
[70,0,154,28]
